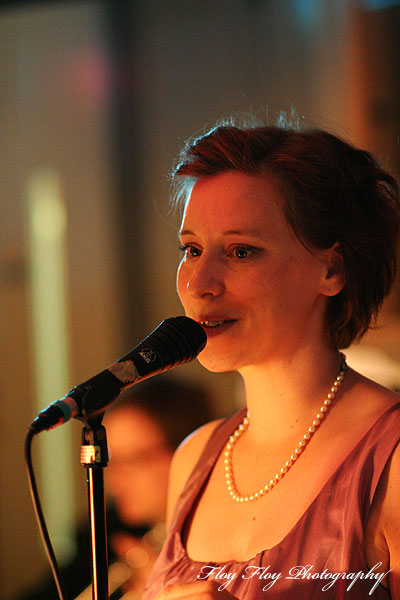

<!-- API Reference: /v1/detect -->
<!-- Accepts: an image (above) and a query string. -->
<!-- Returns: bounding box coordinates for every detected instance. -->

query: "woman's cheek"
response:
[176,261,188,308]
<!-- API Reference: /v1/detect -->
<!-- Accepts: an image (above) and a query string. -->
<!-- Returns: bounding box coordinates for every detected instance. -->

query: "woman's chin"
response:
[197,351,239,373]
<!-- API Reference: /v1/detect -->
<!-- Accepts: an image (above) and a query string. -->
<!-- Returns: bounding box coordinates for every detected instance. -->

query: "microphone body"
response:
[30,316,206,433]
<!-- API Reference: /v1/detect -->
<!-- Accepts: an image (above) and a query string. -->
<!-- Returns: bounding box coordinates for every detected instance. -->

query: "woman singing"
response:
[143,123,400,599]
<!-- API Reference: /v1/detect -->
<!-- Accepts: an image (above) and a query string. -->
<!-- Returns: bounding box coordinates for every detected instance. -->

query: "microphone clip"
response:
[80,423,109,469]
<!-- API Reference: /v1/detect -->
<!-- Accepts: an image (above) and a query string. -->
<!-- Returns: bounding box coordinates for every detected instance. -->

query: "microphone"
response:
[30,316,206,433]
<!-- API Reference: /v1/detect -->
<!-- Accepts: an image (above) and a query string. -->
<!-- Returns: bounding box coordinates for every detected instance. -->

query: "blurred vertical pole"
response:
[26,168,75,562]
[348,0,400,170]
[103,1,150,341]
[348,1,400,307]
[347,0,400,342]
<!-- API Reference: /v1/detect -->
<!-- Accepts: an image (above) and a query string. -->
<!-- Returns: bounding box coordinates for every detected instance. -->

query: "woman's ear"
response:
[320,242,345,297]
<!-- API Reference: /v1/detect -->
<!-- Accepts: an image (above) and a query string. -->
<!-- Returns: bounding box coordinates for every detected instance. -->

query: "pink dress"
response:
[143,403,400,599]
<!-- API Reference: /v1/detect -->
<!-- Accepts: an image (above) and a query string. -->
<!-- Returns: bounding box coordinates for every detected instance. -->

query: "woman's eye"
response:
[179,245,201,258]
[231,245,256,259]
[234,246,249,259]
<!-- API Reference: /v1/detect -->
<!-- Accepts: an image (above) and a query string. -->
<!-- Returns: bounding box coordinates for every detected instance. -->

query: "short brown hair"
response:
[172,124,400,349]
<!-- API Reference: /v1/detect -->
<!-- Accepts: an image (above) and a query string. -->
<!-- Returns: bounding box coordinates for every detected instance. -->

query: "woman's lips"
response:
[198,319,237,338]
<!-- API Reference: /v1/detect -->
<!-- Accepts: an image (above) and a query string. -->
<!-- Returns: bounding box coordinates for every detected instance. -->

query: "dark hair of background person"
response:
[172,123,400,351]
[108,373,215,449]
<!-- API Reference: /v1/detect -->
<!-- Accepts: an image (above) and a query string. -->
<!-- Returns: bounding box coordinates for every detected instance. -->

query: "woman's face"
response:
[177,171,333,373]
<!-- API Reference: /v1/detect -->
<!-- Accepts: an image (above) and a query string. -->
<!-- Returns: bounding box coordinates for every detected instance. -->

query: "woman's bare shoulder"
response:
[171,418,225,483]
[346,367,399,414]
[166,418,225,527]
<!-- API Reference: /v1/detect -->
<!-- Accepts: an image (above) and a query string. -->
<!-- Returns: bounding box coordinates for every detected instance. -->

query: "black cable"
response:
[24,428,68,600]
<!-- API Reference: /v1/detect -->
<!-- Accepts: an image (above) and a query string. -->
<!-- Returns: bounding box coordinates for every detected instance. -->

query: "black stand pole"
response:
[81,422,109,600]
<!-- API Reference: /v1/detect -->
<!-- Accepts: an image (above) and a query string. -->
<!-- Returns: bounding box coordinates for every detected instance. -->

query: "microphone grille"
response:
[144,316,206,370]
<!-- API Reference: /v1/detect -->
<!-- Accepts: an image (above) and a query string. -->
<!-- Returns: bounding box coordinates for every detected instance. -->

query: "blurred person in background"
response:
[102,375,214,599]
[17,375,213,600]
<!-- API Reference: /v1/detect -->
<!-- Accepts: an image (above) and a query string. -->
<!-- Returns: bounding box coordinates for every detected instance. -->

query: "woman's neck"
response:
[238,344,344,445]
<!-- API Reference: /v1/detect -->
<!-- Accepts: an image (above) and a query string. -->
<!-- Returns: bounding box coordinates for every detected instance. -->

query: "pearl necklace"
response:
[224,355,348,502]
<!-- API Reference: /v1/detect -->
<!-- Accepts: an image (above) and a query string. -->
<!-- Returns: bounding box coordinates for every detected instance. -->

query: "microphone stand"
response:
[80,416,109,600]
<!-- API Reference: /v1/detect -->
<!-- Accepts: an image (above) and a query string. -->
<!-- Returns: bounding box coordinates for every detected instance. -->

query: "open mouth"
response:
[200,320,226,328]
[199,319,237,334]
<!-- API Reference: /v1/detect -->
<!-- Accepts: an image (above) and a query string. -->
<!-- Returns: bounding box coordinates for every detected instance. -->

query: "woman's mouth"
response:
[201,320,225,327]
[199,319,237,337]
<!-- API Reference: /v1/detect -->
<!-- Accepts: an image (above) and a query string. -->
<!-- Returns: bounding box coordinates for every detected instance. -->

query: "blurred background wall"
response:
[0,0,399,598]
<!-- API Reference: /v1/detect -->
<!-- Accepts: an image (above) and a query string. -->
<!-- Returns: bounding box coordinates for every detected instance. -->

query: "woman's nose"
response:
[184,258,225,299]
